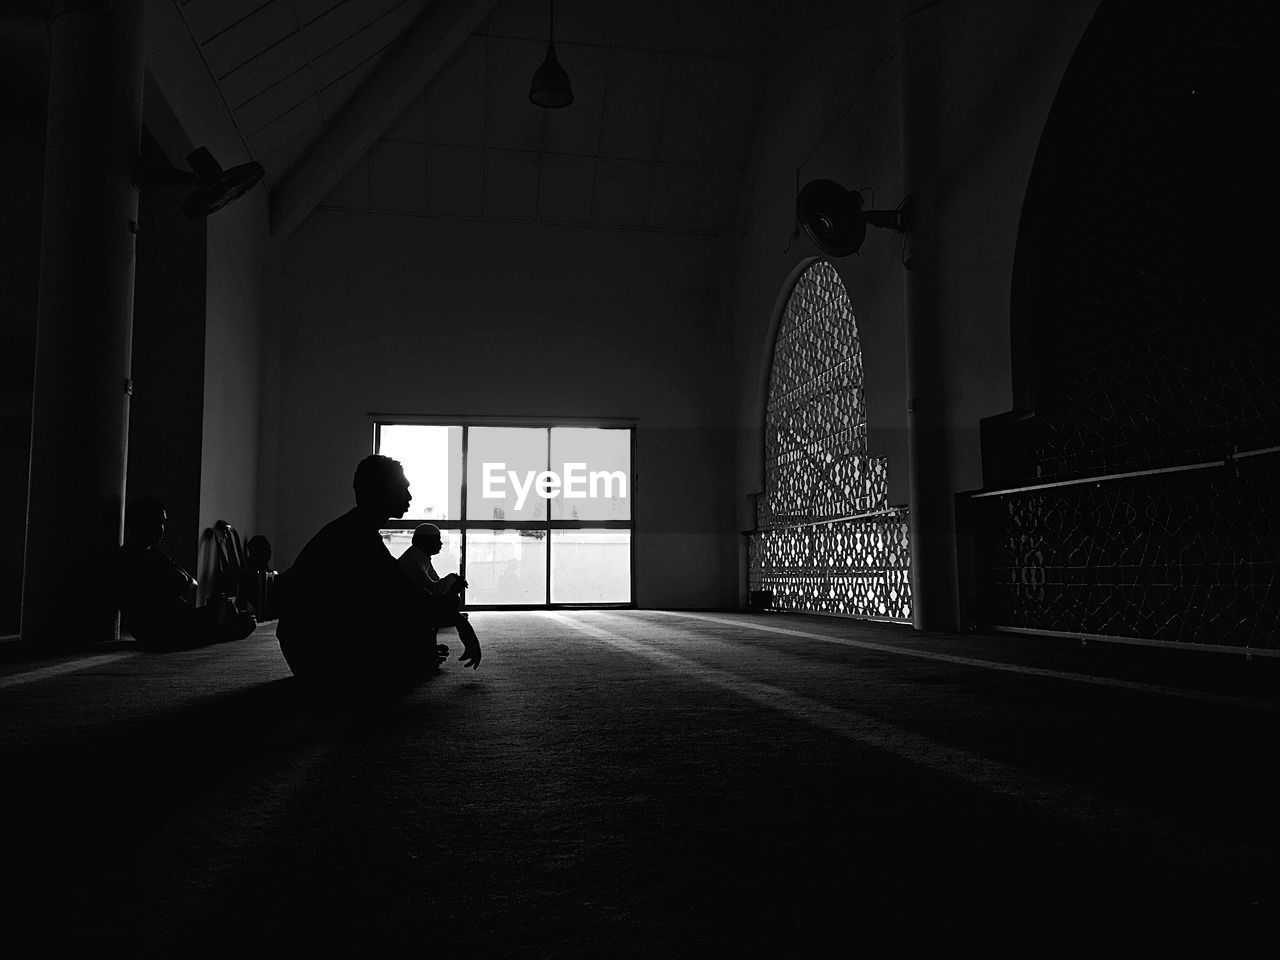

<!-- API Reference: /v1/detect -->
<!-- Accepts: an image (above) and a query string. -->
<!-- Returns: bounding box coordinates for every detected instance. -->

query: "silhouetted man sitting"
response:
[398,523,483,661]
[117,497,257,650]
[275,455,482,689]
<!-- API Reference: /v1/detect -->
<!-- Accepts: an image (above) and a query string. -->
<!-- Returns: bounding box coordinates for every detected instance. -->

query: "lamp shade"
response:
[530,42,573,108]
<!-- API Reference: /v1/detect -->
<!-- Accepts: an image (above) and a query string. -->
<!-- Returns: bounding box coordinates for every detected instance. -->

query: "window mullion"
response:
[545,425,552,606]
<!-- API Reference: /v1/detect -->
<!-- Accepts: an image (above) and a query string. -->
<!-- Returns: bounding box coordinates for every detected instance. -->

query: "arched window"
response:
[749,261,911,621]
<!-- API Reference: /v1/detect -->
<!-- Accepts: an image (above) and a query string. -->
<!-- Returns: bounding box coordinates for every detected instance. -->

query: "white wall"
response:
[198,185,271,596]
[927,0,1100,490]
[271,210,736,607]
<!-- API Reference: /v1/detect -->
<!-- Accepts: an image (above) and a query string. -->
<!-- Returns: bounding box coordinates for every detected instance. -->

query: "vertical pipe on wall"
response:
[21,0,145,645]
[898,1,959,632]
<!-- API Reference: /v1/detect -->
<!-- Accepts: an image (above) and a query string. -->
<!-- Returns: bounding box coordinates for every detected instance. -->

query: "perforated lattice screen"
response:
[978,456,1279,649]
[750,513,911,620]
[750,261,911,622]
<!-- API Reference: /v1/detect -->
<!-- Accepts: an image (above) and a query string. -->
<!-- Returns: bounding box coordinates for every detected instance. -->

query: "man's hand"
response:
[439,572,467,596]
[458,634,481,670]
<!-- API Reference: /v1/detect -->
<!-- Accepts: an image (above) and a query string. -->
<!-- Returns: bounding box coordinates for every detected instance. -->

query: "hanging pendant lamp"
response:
[529,0,573,108]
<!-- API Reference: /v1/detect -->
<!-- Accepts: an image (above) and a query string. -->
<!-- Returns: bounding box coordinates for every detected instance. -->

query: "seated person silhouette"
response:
[117,497,257,650]
[398,523,483,661]
[275,455,482,689]
[245,534,273,574]
[240,534,276,620]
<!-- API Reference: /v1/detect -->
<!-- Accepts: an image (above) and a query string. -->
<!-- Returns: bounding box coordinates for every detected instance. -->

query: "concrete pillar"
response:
[898,2,959,632]
[21,0,145,646]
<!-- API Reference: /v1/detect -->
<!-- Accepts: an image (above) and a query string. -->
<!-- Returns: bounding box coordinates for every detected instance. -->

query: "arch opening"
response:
[749,261,911,622]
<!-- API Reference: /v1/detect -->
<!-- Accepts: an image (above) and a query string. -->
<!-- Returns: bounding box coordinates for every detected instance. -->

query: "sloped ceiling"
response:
[173,0,776,235]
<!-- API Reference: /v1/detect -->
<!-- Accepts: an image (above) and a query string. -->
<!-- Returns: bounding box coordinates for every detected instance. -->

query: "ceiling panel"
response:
[487,0,546,40]
[669,0,736,58]
[176,0,774,235]
[323,155,372,210]
[730,0,777,59]
[202,2,298,80]
[598,48,668,159]
[601,0,680,52]
[249,98,324,163]
[233,69,316,137]
[483,149,541,220]
[292,0,351,24]
[302,0,414,55]
[708,59,764,170]
[592,158,650,227]
[551,0,616,47]
[428,145,485,217]
[537,154,596,223]
[693,164,743,234]
[183,0,278,46]
[426,35,487,147]
[310,4,419,90]
[386,94,428,142]
[317,60,378,120]
[653,57,732,164]
[543,44,608,155]
[646,162,704,232]
[219,33,311,111]
[371,140,428,213]
[263,137,314,185]
[485,37,546,152]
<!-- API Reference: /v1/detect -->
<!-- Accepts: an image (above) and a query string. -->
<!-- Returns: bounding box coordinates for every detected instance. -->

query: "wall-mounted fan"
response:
[796,179,913,257]
[138,141,264,219]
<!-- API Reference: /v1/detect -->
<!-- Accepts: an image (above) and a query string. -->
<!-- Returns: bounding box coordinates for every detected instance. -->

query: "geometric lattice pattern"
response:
[751,261,910,622]
[750,511,912,621]
[1020,313,1280,486]
[977,455,1280,649]
[758,261,891,527]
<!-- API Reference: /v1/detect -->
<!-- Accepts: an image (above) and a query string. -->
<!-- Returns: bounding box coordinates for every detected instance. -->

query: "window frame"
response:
[372,416,637,609]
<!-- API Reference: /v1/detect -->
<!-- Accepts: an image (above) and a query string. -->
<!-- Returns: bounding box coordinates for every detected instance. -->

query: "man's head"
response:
[412,522,443,556]
[245,534,272,567]
[125,497,167,546]
[353,455,411,519]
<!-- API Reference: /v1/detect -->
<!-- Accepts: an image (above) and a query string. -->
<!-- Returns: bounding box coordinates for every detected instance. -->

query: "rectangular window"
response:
[465,529,548,605]
[377,424,463,521]
[374,421,634,608]
[467,427,549,522]
[550,427,631,521]
[550,529,632,603]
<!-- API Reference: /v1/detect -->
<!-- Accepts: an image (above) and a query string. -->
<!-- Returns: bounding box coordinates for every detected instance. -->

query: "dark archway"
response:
[1006,2,1273,479]
[974,3,1277,648]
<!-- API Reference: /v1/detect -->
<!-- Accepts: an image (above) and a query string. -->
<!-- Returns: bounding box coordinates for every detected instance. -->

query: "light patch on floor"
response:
[543,610,1229,865]
[0,652,137,689]
[650,610,1280,713]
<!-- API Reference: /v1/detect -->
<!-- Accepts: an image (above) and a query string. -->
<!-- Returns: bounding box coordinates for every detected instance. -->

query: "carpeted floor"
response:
[3,610,1278,953]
